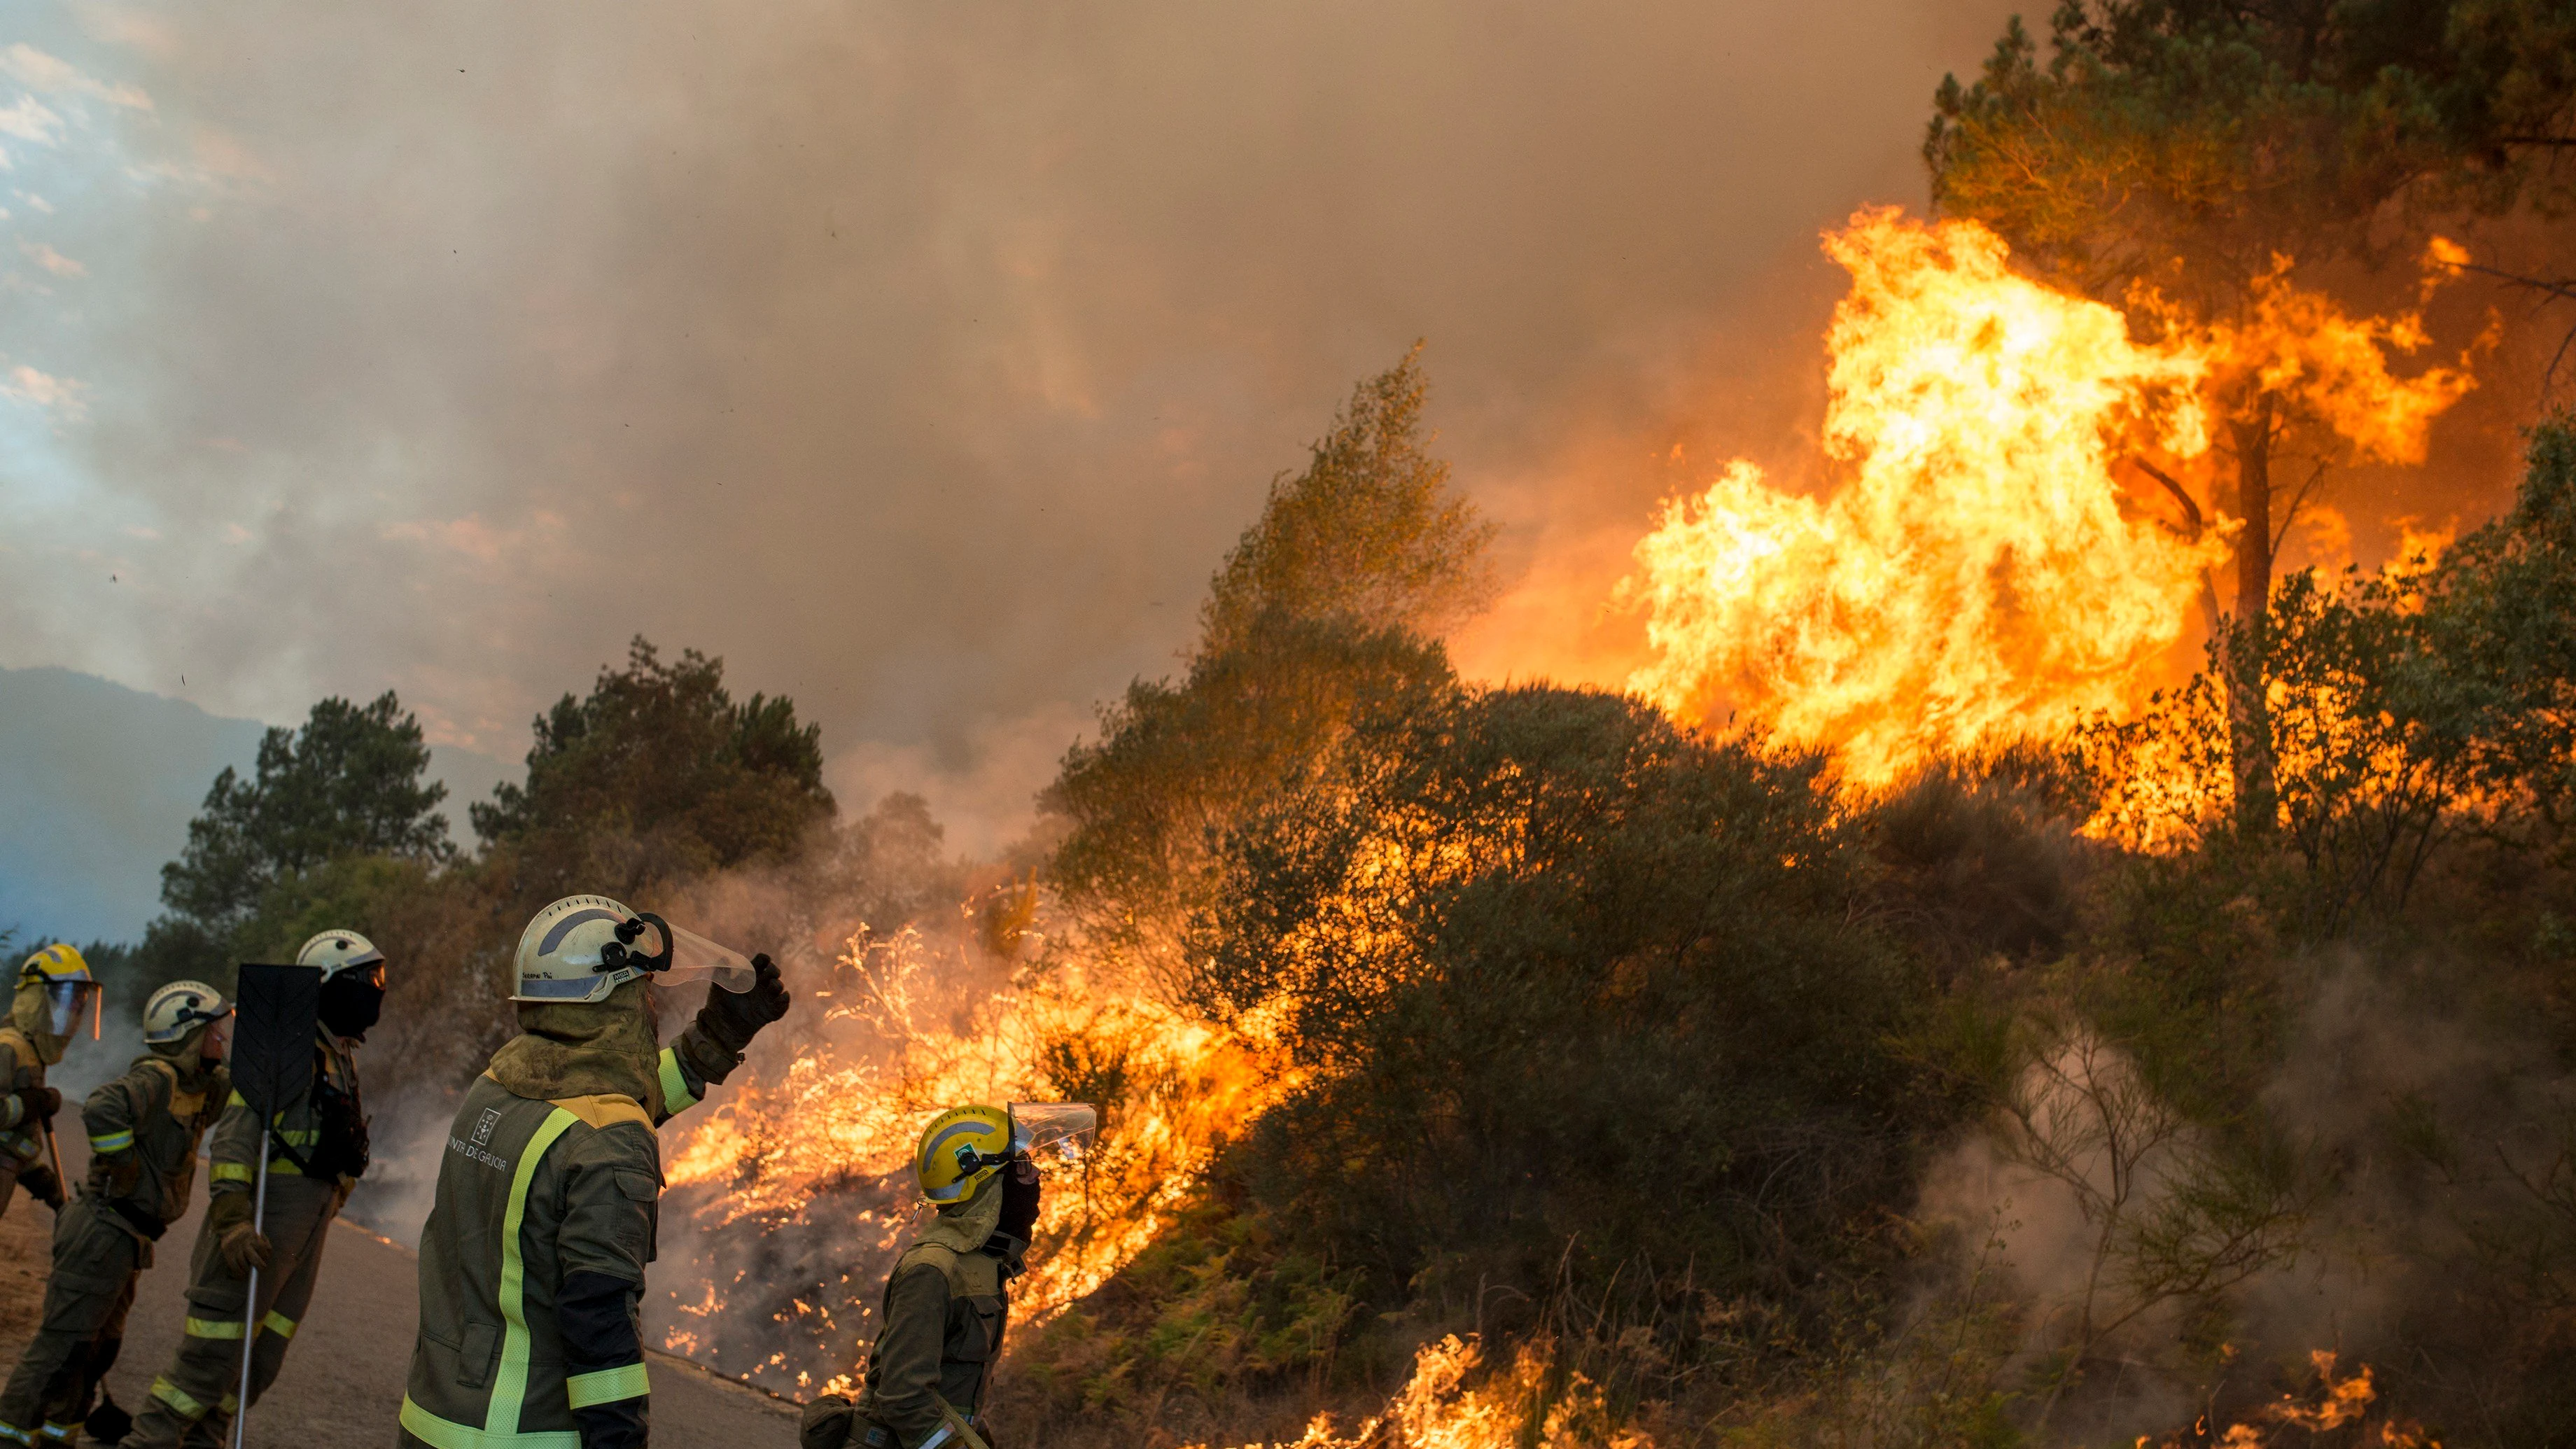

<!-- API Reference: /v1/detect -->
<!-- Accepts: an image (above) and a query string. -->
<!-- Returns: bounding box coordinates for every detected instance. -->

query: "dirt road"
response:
[0,1177,798,1448]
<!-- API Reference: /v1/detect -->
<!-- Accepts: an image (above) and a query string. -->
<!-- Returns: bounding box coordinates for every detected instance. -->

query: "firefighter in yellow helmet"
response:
[1,945,98,1222]
[0,980,230,1449]
[120,930,391,1449]
[799,1104,1085,1449]
[399,895,790,1449]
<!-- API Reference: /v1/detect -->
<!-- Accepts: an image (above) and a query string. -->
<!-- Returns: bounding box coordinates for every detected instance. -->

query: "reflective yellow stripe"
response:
[0,1421,32,1446]
[262,1310,298,1339]
[211,1161,254,1184]
[34,1427,71,1444]
[150,1378,208,1420]
[488,1108,580,1436]
[400,1396,579,1449]
[564,1362,649,1409]
[656,1048,696,1115]
[89,1130,133,1153]
[184,1315,246,1339]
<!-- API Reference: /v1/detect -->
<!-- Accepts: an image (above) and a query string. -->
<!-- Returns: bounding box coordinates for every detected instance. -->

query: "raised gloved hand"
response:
[12,1086,60,1123]
[797,1394,855,1449]
[18,1163,63,1211]
[696,953,791,1056]
[208,1191,273,1276]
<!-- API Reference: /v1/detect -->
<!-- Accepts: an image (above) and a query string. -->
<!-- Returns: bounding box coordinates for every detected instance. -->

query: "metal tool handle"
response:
[232,1154,269,1449]
[41,1118,63,1208]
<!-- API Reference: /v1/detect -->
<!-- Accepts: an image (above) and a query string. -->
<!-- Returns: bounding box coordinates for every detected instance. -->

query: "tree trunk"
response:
[2225,398,2278,833]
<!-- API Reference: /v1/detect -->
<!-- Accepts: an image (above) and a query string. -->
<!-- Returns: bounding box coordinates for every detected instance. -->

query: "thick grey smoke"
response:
[0,1,2023,848]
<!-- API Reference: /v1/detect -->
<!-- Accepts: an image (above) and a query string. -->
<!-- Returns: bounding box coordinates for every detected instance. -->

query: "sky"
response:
[1,0,2054,855]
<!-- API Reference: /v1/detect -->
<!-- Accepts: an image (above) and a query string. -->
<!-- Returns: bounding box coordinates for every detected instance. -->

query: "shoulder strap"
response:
[548,1093,652,1132]
[935,1396,993,1449]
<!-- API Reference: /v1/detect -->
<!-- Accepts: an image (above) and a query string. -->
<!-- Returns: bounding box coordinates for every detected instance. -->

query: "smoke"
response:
[0,0,2023,813]
[1900,944,2576,1445]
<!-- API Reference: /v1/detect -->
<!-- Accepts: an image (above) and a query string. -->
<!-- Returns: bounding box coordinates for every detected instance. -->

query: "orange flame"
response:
[1625,212,2483,788]
[1623,209,2222,785]
[1187,1335,1651,1449]
[660,923,1279,1390]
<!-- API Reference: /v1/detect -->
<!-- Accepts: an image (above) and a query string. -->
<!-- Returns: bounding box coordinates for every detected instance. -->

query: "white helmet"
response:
[512,895,755,1006]
[295,929,386,983]
[143,980,233,1046]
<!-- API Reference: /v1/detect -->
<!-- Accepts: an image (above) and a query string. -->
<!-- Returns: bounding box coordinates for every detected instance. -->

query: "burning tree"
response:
[1922,0,2568,825]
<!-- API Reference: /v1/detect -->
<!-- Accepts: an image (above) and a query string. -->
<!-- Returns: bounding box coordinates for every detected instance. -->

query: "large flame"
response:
[1623,211,2478,788]
[1624,209,2221,785]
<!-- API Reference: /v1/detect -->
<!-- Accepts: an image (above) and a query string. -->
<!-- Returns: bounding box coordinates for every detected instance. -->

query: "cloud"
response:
[0,42,152,109]
[0,94,65,144]
[0,361,88,415]
[379,512,564,564]
[18,240,85,277]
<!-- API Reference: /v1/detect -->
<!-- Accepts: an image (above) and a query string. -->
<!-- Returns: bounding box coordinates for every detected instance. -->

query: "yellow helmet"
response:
[19,944,102,1040]
[913,1104,1013,1205]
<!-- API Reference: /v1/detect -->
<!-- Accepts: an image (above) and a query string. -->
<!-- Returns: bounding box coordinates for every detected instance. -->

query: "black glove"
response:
[799,1396,855,1449]
[1000,1158,1042,1241]
[85,1395,132,1447]
[696,953,790,1056]
[13,1086,60,1124]
[18,1163,63,1211]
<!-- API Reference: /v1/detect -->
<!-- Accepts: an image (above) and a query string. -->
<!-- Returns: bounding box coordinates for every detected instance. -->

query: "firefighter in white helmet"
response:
[0,945,99,1222]
[399,895,790,1449]
[121,930,392,1449]
[0,981,231,1449]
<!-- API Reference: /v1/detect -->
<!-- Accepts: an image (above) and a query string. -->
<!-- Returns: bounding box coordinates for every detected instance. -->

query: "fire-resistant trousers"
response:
[0,1196,144,1446]
[117,1172,341,1449]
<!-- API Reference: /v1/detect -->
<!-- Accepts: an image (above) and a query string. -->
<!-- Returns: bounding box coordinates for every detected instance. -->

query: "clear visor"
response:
[1009,1102,1099,1161]
[630,916,757,995]
[40,980,102,1040]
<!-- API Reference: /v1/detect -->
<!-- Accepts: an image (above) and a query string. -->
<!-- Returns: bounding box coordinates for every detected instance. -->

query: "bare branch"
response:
[2131,457,2206,537]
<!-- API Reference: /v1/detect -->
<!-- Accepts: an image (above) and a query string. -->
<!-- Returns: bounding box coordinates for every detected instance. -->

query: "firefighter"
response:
[799,1105,1048,1449]
[1,946,97,1222]
[120,930,392,1449]
[398,895,790,1449]
[0,981,232,1449]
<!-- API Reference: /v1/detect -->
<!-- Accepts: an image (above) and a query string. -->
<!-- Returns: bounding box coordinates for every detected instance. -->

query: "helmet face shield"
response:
[635,916,757,995]
[1009,1102,1099,1161]
[514,896,755,1003]
[39,979,102,1040]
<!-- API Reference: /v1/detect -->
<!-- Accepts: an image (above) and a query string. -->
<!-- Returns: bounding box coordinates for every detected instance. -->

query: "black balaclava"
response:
[317,970,386,1042]
[997,1156,1042,1243]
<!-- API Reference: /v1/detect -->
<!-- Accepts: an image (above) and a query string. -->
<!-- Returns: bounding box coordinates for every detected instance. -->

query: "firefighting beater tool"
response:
[225,962,319,1449]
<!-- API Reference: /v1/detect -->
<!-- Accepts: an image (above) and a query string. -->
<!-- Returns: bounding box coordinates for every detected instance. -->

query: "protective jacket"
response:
[83,1051,229,1242]
[399,985,739,1449]
[0,1027,55,1217]
[0,1043,226,1446]
[209,1027,367,1193]
[120,1027,370,1448]
[854,1182,1017,1449]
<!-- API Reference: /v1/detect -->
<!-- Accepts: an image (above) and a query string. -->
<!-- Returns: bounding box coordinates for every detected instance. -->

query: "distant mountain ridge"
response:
[0,667,511,946]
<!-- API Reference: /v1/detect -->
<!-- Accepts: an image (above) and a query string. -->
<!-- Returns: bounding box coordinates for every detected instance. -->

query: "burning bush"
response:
[1186,682,1954,1334]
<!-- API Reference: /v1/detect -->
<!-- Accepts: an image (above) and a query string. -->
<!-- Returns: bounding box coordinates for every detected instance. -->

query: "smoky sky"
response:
[0,1,2031,848]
